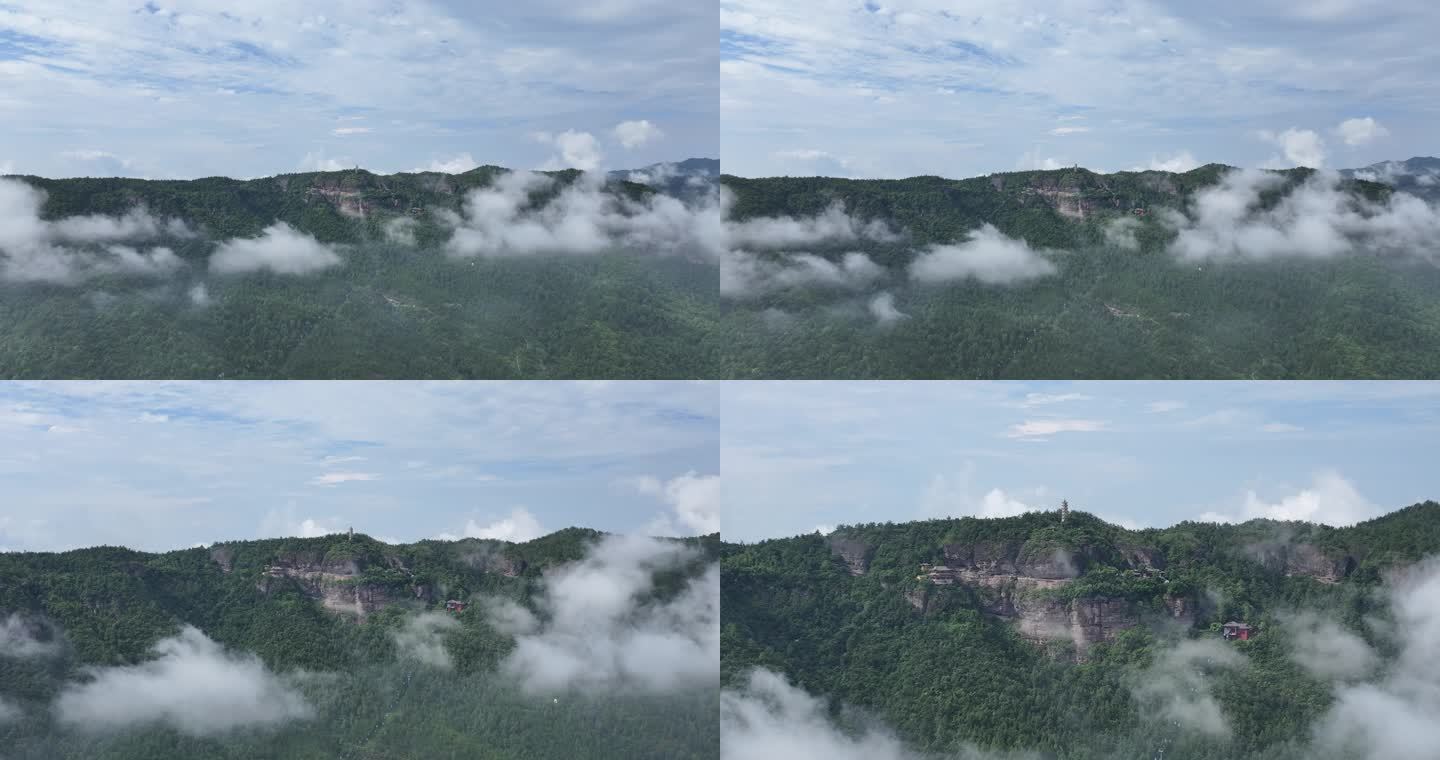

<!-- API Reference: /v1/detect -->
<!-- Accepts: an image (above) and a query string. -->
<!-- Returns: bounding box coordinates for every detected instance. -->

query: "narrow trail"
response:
[338,668,415,760]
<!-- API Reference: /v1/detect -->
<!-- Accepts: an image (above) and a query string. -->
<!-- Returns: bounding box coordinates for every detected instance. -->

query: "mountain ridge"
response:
[719,502,1440,758]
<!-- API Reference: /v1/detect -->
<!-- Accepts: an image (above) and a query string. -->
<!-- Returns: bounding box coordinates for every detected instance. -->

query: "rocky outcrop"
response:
[256,552,432,618]
[1117,545,1166,571]
[918,540,1192,661]
[1245,542,1356,583]
[828,536,872,576]
[209,546,235,574]
[942,541,1099,579]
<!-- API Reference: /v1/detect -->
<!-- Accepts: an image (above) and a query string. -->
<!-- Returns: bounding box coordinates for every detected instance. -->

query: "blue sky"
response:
[722,381,1440,542]
[0,1,716,179]
[0,381,719,553]
[721,0,1440,178]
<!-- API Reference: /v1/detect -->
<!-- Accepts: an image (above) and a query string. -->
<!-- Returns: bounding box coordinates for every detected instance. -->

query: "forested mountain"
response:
[1340,156,1440,202]
[0,163,721,379]
[0,529,720,759]
[720,503,1440,759]
[719,164,1440,379]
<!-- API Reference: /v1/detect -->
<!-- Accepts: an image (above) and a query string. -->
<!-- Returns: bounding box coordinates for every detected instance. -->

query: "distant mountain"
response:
[0,529,719,759]
[1339,156,1440,201]
[610,158,720,202]
[721,503,1440,759]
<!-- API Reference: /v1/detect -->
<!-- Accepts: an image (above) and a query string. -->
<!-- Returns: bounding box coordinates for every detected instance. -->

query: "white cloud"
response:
[1261,422,1304,433]
[1203,471,1379,527]
[0,178,191,284]
[1336,117,1389,147]
[331,127,372,136]
[1132,638,1246,738]
[297,152,353,172]
[0,614,61,658]
[1006,419,1107,439]
[1018,150,1066,171]
[534,129,605,172]
[391,613,460,669]
[187,282,211,306]
[1287,612,1378,681]
[448,507,546,542]
[53,626,313,736]
[722,249,884,298]
[1313,558,1440,758]
[1162,169,1440,262]
[726,201,900,250]
[1049,126,1090,136]
[1259,128,1327,169]
[612,120,664,149]
[722,668,1022,760]
[383,217,417,246]
[445,170,721,260]
[258,506,346,539]
[909,224,1057,285]
[1135,151,1200,173]
[411,153,480,174]
[483,534,717,694]
[632,472,719,535]
[919,462,1046,520]
[1146,400,1187,413]
[309,471,378,487]
[1103,216,1142,251]
[1019,393,1091,408]
[868,291,908,325]
[209,223,343,276]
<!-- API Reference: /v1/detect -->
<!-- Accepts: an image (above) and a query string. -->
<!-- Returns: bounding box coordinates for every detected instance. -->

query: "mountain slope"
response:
[0,166,720,379]
[720,503,1440,759]
[0,529,720,759]
[719,165,1440,380]
[1340,156,1440,202]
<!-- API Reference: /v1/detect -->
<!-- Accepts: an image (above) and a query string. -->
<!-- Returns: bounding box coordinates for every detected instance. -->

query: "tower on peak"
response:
[1060,500,1069,524]
[348,526,354,541]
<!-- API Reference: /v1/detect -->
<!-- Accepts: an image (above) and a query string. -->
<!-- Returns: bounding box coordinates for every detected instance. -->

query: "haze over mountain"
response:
[720,503,1440,759]
[718,159,1440,378]
[0,528,720,759]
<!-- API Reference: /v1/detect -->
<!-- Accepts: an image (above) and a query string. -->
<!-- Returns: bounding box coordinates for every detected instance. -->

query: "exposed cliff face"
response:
[209,545,235,574]
[1245,542,1357,583]
[828,536,872,576]
[942,541,1096,579]
[918,540,1192,661]
[254,551,431,619]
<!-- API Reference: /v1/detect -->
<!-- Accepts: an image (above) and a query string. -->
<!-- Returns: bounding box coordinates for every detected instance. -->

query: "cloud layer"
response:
[721,668,1032,760]
[53,625,313,736]
[209,222,344,275]
[0,178,192,284]
[1162,169,1440,262]
[445,171,722,259]
[484,534,718,694]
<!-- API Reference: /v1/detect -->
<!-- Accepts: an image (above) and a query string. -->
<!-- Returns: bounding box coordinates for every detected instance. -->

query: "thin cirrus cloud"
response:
[0,381,717,553]
[720,381,1440,542]
[722,0,1437,178]
[0,1,715,179]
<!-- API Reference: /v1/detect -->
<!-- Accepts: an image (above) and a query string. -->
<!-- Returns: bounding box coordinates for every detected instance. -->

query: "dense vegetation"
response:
[0,167,719,379]
[0,529,720,759]
[720,502,1440,759]
[720,166,1440,379]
